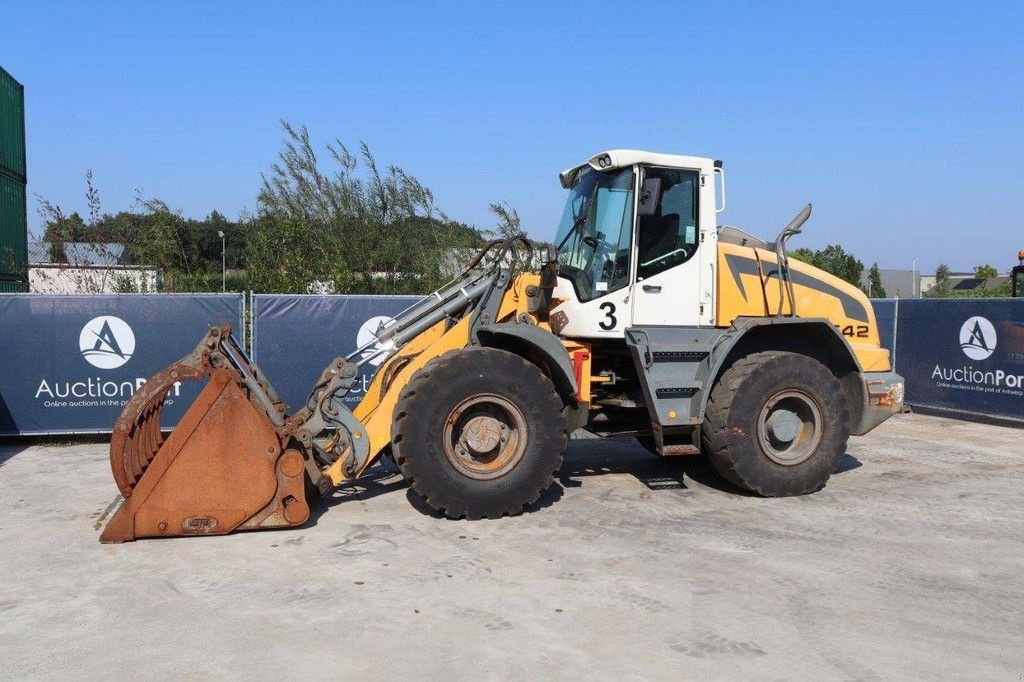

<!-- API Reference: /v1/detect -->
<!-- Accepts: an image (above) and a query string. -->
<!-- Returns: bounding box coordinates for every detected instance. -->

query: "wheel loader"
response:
[100,150,905,543]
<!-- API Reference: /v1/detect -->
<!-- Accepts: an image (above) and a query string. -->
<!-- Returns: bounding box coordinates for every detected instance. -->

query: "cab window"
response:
[636,168,699,280]
[553,167,635,301]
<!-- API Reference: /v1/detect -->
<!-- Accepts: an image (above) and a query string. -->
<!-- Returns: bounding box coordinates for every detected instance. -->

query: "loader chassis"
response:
[100,150,904,542]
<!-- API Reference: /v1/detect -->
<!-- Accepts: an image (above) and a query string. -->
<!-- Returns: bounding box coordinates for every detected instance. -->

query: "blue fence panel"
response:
[6,293,1018,434]
[0,294,244,435]
[870,298,898,360]
[893,298,1024,421]
[252,295,421,412]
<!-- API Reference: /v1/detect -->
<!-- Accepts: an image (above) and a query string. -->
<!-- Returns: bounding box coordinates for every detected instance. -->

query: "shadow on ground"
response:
[0,443,35,468]
[0,433,110,469]
[310,438,861,524]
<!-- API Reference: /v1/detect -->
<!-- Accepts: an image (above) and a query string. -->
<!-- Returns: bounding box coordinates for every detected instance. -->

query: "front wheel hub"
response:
[443,394,527,480]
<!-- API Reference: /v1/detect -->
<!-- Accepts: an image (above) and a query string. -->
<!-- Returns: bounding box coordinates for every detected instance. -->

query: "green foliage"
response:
[35,123,526,294]
[487,201,521,239]
[867,262,887,298]
[244,211,339,294]
[947,280,1012,298]
[249,121,486,294]
[36,170,243,290]
[40,211,85,262]
[786,244,864,287]
[926,262,1010,298]
[973,264,998,279]
[169,271,247,293]
[926,264,953,298]
[787,247,816,265]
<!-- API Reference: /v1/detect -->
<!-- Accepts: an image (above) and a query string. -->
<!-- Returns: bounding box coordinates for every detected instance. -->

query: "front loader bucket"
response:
[100,329,311,543]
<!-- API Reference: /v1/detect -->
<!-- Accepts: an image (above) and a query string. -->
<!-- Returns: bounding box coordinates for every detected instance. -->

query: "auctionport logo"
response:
[959,316,997,361]
[35,314,178,407]
[931,315,1023,395]
[79,316,135,369]
[357,316,396,367]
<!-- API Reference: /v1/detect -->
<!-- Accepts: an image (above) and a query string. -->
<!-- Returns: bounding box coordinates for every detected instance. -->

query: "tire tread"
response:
[392,347,567,519]
[700,351,849,496]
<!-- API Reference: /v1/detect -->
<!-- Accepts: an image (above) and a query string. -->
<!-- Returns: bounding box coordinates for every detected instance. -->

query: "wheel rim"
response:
[756,389,822,466]
[442,394,527,480]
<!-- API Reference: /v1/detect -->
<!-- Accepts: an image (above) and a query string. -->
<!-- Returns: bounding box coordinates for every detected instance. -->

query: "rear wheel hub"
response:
[756,389,823,466]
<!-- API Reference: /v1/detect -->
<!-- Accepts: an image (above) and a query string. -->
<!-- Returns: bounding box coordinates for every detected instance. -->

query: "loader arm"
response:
[100,237,541,542]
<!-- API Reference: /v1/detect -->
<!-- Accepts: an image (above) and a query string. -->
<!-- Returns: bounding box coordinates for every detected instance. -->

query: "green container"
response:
[0,66,26,181]
[0,163,27,292]
[0,66,26,291]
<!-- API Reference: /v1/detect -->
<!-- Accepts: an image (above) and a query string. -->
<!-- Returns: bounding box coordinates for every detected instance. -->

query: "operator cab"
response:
[1013,250,1024,298]
[551,150,723,339]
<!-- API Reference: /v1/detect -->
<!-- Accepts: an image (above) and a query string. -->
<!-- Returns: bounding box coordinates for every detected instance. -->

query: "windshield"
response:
[554,167,634,302]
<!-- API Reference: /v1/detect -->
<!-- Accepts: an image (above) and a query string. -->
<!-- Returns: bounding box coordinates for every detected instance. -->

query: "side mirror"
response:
[637,177,661,217]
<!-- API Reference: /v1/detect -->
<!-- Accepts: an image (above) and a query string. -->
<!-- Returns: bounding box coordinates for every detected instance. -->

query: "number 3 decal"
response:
[599,302,617,330]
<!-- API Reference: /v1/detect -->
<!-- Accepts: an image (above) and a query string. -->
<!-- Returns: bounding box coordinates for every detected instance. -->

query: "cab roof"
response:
[559,149,717,188]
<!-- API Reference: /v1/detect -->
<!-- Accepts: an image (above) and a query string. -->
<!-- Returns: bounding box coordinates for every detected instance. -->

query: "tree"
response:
[867,262,887,298]
[924,263,1011,298]
[786,244,864,287]
[487,201,521,239]
[250,121,485,294]
[39,210,86,262]
[974,264,998,279]
[927,263,953,298]
[787,247,817,267]
[33,124,506,294]
[816,245,864,287]
[35,172,202,292]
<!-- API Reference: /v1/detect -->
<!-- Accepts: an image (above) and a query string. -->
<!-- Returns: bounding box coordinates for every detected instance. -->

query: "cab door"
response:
[630,165,715,327]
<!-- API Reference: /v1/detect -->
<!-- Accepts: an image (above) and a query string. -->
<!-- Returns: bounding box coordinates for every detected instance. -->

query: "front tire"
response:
[701,351,849,496]
[392,348,567,519]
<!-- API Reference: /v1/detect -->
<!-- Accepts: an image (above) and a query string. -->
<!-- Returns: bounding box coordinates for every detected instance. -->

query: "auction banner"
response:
[895,299,1024,421]
[870,299,898,358]
[0,294,244,435]
[251,294,422,413]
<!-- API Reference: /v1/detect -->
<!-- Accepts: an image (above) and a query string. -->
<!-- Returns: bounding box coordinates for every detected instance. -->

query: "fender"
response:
[695,316,864,420]
[475,322,579,400]
[625,316,864,430]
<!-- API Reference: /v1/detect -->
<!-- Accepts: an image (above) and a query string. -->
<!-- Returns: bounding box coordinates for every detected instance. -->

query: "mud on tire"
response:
[701,351,849,496]
[392,347,568,519]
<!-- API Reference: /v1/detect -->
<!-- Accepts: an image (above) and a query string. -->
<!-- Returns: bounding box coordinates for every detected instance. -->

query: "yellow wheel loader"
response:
[100,150,905,543]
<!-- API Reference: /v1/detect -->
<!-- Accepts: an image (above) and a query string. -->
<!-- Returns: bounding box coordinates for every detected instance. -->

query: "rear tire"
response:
[392,348,567,519]
[701,351,849,496]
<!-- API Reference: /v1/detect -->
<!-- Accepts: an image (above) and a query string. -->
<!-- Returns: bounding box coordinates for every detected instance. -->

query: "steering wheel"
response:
[583,234,618,261]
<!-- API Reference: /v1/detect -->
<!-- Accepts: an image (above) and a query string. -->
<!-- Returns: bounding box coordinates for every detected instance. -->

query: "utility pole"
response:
[218,231,226,292]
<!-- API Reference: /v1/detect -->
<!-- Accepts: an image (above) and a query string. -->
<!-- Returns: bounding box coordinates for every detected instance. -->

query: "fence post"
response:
[891,297,899,371]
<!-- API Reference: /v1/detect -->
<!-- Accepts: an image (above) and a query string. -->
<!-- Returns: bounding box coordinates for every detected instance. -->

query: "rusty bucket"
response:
[100,327,311,543]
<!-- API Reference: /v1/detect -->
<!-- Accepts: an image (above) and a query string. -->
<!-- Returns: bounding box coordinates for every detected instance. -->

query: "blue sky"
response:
[3,1,1021,272]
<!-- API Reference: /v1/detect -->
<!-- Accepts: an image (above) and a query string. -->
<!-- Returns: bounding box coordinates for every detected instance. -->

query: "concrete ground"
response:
[0,413,1021,680]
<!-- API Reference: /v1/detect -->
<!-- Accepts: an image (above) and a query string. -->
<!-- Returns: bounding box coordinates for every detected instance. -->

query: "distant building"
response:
[28,241,133,266]
[860,268,1011,298]
[950,276,1011,293]
[26,240,160,293]
[918,271,999,296]
[861,269,922,298]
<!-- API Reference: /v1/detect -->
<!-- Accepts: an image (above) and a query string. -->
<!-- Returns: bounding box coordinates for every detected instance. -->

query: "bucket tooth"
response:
[100,369,309,543]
